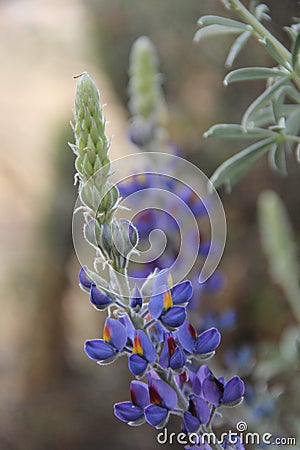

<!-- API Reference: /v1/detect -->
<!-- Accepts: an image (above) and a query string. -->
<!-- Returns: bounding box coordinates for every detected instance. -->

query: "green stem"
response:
[207,405,217,432]
[115,268,131,299]
[222,0,291,62]
[281,134,300,144]
[221,0,300,89]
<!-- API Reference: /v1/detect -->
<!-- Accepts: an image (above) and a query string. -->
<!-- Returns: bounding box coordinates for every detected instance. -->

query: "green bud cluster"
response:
[70,72,139,272]
[70,72,111,183]
[96,219,139,271]
[128,36,162,120]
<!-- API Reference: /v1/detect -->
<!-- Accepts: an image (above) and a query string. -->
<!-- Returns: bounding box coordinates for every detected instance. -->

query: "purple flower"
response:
[114,380,150,425]
[84,317,127,363]
[128,330,157,376]
[118,313,135,345]
[201,366,244,407]
[148,273,192,329]
[183,395,210,432]
[130,285,143,311]
[144,376,178,428]
[177,321,221,357]
[78,266,92,289]
[90,284,113,310]
[159,332,186,371]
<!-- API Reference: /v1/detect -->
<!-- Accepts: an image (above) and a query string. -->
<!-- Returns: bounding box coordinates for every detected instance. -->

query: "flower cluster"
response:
[81,266,244,443]
[71,72,245,450]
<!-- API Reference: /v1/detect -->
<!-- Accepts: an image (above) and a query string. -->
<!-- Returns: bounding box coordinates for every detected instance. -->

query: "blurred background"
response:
[0,0,299,449]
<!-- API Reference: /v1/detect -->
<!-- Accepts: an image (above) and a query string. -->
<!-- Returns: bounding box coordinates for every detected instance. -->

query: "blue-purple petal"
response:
[84,339,116,361]
[129,354,148,376]
[170,347,186,370]
[114,401,144,423]
[183,411,200,432]
[79,266,92,289]
[150,378,178,410]
[148,293,165,319]
[130,380,150,408]
[193,365,211,395]
[202,375,224,406]
[130,285,143,309]
[222,376,245,404]
[177,321,197,353]
[90,284,112,309]
[193,396,210,424]
[118,313,135,343]
[145,404,168,427]
[171,280,193,305]
[159,337,170,369]
[195,328,221,354]
[105,317,127,351]
[137,330,157,363]
[161,306,186,328]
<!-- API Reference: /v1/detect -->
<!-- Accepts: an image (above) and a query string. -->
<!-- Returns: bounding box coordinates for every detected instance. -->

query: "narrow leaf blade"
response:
[198,15,248,30]
[204,123,275,139]
[242,77,288,129]
[224,67,286,85]
[225,31,251,68]
[210,137,275,188]
[194,25,242,43]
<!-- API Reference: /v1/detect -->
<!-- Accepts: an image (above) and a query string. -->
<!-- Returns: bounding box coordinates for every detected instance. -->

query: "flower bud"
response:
[71,72,110,183]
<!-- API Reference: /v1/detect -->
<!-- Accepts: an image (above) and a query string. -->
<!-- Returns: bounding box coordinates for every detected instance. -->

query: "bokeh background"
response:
[0,0,299,449]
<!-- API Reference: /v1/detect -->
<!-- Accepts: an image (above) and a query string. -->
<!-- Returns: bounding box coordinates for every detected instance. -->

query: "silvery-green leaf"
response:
[254,104,300,127]
[258,190,300,323]
[296,142,300,162]
[204,123,275,139]
[224,67,286,85]
[269,117,285,132]
[225,31,251,68]
[242,77,288,129]
[254,3,270,21]
[268,142,287,174]
[198,15,248,30]
[285,23,300,43]
[292,31,300,70]
[271,87,286,124]
[210,137,275,188]
[285,108,300,135]
[194,25,242,43]
[262,38,292,69]
[284,84,300,103]
[280,326,300,363]
[253,105,274,126]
